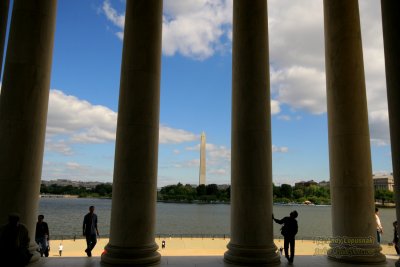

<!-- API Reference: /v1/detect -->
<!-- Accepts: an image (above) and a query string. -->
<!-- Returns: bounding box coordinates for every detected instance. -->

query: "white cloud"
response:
[159,125,197,144]
[162,0,232,60]
[272,66,326,114]
[45,139,73,156]
[270,99,281,115]
[268,0,390,146]
[369,109,390,146]
[42,161,113,182]
[272,145,289,153]
[101,0,232,60]
[46,89,198,155]
[47,89,117,143]
[102,0,124,39]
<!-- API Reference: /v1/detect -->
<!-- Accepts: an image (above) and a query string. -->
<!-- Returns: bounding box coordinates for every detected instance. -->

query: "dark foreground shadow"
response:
[27,255,397,267]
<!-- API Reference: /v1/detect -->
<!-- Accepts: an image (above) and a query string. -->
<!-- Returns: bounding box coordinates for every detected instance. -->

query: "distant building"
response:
[318,180,330,188]
[373,174,394,192]
[294,180,318,188]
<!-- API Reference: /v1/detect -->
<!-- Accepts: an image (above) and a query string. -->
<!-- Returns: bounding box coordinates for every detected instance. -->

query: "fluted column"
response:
[323,0,385,263]
[101,0,163,266]
[0,0,57,262]
[224,0,280,265]
[0,0,9,80]
[381,1,400,266]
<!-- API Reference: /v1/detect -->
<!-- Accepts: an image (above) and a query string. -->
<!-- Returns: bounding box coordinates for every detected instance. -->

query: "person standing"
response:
[83,206,99,257]
[273,211,298,264]
[393,221,399,254]
[375,208,383,244]
[35,214,50,257]
[0,214,32,266]
[59,243,63,256]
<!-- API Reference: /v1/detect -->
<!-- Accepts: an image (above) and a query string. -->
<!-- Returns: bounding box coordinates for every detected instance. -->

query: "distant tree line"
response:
[40,183,112,198]
[158,183,230,203]
[40,181,394,206]
[273,183,331,205]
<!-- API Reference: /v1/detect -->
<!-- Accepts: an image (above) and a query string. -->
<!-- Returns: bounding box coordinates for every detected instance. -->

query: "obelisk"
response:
[199,131,206,185]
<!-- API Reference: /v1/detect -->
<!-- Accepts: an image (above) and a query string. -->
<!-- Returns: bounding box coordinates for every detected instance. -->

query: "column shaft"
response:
[0,0,9,80]
[224,0,280,265]
[323,0,385,263]
[381,1,400,266]
[0,0,57,262]
[101,0,163,266]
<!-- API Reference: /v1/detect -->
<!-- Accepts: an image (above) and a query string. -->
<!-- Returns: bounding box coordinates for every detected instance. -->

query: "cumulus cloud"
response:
[45,90,198,155]
[47,89,117,143]
[272,66,326,114]
[369,109,390,146]
[42,161,113,182]
[268,0,390,146]
[45,139,73,156]
[101,0,232,60]
[159,126,197,144]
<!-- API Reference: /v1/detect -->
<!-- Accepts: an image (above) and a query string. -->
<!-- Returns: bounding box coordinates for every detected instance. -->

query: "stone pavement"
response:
[28,255,398,267]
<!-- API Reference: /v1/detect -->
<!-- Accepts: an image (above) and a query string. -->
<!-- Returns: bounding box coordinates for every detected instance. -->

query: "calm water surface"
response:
[38,198,396,243]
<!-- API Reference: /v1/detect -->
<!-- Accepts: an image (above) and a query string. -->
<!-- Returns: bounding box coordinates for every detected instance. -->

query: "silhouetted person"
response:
[375,207,383,244]
[35,214,50,257]
[162,240,166,249]
[83,206,99,257]
[273,211,298,264]
[0,214,32,266]
[393,221,399,255]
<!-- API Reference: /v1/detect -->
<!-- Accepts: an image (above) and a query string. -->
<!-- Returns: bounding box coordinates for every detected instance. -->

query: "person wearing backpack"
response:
[273,210,298,264]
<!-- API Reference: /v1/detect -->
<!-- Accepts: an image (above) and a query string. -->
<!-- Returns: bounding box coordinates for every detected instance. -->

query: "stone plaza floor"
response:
[29,254,398,267]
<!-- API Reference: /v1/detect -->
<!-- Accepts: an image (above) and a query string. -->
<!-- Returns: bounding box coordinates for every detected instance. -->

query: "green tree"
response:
[206,184,219,196]
[273,183,281,198]
[280,184,293,199]
[375,189,393,205]
[196,184,207,196]
[293,188,304,199]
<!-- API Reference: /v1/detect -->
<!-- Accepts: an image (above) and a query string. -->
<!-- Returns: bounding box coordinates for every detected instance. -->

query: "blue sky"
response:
[1,0,393,186]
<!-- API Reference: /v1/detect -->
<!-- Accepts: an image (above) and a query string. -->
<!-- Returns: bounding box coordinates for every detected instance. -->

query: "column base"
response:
[101,242,160,266]
[327,244,386,264]
[224,242,280,266]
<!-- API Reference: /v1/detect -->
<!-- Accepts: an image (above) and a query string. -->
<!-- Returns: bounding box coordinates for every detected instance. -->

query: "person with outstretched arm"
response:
[273,211,298,264]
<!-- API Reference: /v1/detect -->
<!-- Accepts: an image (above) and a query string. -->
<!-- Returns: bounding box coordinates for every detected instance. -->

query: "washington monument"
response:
[199,131,206,185]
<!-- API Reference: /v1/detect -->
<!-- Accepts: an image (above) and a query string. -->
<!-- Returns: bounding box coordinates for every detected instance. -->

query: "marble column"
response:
[101,0,163,266]
[0,0,57,262]
[224,0,280,265]
[381,1,400,266]
[0,0,9,80]
[323,0,385,263]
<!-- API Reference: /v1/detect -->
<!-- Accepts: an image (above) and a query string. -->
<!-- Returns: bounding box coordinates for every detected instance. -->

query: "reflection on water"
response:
[38,198,396,243]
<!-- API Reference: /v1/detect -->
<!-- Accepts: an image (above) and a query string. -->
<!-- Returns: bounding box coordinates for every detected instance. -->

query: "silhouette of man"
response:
[35,214,50,257]
[273,211,298,264]
[83,206,99,257]
[0,214,32,266]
